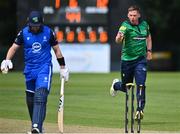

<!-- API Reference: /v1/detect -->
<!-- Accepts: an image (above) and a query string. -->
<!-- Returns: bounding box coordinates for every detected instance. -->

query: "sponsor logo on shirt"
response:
[32,42,42,53]
[133,37,146,40]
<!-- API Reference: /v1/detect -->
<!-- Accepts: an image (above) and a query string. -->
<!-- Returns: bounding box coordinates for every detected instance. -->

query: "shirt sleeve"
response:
[49,30,58,46]
[14,30,24,45]
[147,24,151,36]
[118,22,127,35]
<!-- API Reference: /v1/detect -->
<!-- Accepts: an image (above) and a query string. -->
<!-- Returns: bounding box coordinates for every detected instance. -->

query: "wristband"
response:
[147,49,152,52]
[57,57,65,66]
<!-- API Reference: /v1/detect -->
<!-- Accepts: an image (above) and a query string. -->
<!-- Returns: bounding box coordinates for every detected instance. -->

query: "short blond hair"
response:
[128,5,140,13]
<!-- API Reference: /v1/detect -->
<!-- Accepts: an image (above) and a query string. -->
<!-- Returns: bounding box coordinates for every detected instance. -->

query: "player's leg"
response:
[31,65,52,133]
[25,79,36,121]
[110,61,134,96]
[110,79,122,96]
[134,57,147,119]
[32,88,49,133]
[121,60,134,91]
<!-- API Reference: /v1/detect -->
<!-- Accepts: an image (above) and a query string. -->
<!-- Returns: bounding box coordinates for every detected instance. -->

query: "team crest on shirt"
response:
[43,36,47,42]
[32,42,42,53]
[120,26,127,31]
[43,77,48,82]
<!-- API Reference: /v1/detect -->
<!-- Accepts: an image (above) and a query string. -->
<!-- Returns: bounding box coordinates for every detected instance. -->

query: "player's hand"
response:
[1,60,13,74]
[147,51,152,60]
[115,32,124,43]
[60,67,69,82]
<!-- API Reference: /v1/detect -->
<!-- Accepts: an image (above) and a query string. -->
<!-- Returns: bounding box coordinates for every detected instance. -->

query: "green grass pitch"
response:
[0,72,180,132]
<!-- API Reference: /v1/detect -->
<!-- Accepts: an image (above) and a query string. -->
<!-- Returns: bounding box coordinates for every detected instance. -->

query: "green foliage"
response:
[138,0,180,44]
[0,0,16,46]
[0,72,180,131]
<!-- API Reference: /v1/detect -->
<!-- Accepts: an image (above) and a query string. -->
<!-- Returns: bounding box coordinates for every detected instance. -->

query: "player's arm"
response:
[6,43,20,60]
[52,45,69,81]
[6,30,23,60]
[1,30,22,73]
[146,34,152,60]
[52,45,65,69]
[50,30,69,81]
[115,32,124,43]
[50,30,65,69]
[115,25,126,44]
[1,43,20,73]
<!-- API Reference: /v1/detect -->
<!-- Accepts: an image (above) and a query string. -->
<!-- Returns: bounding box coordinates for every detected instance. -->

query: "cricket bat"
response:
[58,77,65,133]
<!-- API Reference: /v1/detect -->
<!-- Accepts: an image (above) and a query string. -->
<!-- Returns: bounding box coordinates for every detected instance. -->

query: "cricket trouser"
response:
[114,56,147,110]
[26,91,34,121]
[24,64,52,132]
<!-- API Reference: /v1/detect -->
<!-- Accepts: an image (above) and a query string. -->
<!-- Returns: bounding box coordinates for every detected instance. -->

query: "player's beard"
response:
[29,26,42,34]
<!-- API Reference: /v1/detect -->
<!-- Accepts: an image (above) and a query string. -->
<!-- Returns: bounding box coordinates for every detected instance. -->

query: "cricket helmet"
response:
[28,11,43,27]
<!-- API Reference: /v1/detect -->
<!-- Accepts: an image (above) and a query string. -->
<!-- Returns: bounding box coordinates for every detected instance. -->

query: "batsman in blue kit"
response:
[1,11,69,133]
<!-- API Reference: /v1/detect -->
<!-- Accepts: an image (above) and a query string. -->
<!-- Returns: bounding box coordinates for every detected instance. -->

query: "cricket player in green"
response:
[110,5,152,120]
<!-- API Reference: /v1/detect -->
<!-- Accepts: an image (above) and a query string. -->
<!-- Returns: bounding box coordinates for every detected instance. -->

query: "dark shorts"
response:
[121,56,147,89]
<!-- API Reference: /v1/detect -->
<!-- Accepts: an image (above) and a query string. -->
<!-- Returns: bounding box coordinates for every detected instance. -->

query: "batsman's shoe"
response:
[134,110,144,121]
[110,79,119,97]
[31,128,40,133]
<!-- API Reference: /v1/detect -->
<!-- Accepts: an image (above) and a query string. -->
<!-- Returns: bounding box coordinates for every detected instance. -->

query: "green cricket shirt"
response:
[118,20,150,61]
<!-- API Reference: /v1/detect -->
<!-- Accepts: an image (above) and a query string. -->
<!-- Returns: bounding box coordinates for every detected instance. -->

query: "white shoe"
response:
[110,79,120,97]
[31,128,40,133]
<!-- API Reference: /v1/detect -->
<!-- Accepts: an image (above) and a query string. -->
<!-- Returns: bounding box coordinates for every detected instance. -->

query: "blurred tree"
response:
[138,0,180,46]
[0,0,16,47]
[138,0,180,45]
[136,0,180,70]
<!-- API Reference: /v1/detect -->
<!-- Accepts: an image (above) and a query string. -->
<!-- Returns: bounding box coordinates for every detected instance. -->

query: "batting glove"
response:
[60,67,69,81]
[1,60,13,74]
